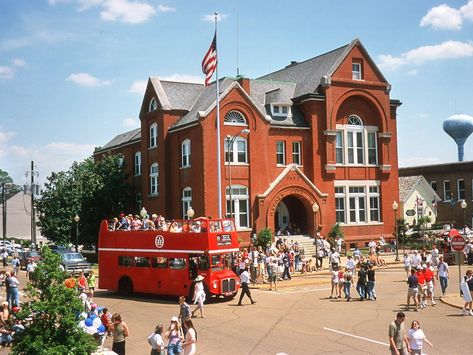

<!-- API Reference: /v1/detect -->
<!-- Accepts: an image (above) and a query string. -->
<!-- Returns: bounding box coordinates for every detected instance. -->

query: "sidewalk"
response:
[440,293,468,310]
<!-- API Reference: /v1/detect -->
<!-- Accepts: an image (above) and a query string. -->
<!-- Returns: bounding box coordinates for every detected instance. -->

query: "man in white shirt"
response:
[237,268,256,306]
[436,256,449,296]
[412,251,422,269]
[431,244,440,267]
[346,255,356,274]
[329,248,340,270]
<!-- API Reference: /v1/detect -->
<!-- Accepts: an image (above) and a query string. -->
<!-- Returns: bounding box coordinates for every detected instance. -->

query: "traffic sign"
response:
[451,235,466,252]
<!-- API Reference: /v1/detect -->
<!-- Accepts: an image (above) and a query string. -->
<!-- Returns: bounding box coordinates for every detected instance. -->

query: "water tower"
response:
[443,113,473,161]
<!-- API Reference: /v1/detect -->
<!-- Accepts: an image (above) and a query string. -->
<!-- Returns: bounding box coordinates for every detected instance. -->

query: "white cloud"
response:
[0,58,27,79]
[462,0,473,20]
[202,13,228,22]
[420,4,462,30]
[158,4,176,13]
[378,40,473,70]
[0,127,16,156]
[67,72,113,87]
[122,117,140,128]
[84,0,157,24]
[406,69,418,76]
[128,79,147,94]
[159,74,203,84]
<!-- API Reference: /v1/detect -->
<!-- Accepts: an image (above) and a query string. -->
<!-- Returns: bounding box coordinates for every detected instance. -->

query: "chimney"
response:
[237,75,250,95]
[285,61,299,68]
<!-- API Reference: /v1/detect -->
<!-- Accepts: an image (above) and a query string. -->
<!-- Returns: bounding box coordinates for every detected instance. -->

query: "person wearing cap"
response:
[191,275,206,318]
[423,262,436,306]
[415,266,427,309]
[165,316,183,355]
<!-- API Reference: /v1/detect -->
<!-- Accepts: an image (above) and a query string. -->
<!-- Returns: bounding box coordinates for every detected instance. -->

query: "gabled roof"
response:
[96,128,141,152]
[399,176,441,204]
[149,78,205,111]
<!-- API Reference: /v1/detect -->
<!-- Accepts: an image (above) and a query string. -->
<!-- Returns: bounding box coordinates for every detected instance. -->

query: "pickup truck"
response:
[52,249,92,276]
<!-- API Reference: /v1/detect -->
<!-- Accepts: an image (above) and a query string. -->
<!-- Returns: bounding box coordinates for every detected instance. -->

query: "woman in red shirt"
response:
[77,272,87,293]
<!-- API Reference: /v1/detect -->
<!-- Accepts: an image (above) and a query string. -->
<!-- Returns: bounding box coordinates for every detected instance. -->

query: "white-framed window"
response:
[292,141,301,165]
[182,187,192,219]
[458,179,465,200]
[225,137,248,164]
[224,110,247,126]
[181,139,191,167]
[149,123,157,148]
[352,62,362,80]
[134,152,141,176]
[271,104,291,117]
[149,97,158,112]
[150,163,159,196]
[276,141,285,165]
[430,181,437,193]
[336,131,344,164]
[335,115,378,166]
[334,181,381,225]
[225,185,249,228]
[443,180,451,201]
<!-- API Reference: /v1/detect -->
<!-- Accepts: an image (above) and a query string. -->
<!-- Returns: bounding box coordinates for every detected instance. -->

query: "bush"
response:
[327,223,344,247]
[255,228,273,249]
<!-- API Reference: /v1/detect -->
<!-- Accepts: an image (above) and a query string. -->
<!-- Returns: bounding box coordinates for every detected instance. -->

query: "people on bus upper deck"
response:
[131,215,142,230]
[112,218,122,231]
[210,221,221,232]
[190,221,201,233]
[170,222,183,233]
[119,213,129,230]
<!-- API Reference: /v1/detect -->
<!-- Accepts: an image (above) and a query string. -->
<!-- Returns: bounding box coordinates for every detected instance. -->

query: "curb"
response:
[439,295,464,310]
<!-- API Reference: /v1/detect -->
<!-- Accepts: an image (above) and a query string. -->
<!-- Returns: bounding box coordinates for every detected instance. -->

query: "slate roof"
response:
[96,128,141,152]
[150,79,204,111]
[399,175,440,204]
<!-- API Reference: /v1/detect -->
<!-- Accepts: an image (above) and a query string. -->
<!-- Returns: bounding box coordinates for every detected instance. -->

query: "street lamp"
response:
[74,214,80,252]
[226,129,250,219]
[392,201,399,261]
[312,202,319,269]
[461,200,467,235]
[187,207,195,220]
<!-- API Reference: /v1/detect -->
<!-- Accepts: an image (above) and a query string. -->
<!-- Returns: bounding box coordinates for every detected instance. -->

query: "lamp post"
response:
[140,207,147,219]
[461,200,467,235]
[312,202,319,269]
[187,207,195,220]
[74,215,80,252]
[226,129,250,219]
[392,201,399,261]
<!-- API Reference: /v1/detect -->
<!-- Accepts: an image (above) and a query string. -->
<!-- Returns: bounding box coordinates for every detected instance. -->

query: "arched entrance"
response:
[274,195,308,234]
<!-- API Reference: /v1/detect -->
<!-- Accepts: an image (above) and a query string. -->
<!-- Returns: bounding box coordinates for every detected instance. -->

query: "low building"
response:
[95,39,402,247]
[399,161,473,229]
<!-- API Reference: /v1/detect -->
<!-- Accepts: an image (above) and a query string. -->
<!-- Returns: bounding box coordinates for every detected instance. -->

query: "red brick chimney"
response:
[237,76,250,95]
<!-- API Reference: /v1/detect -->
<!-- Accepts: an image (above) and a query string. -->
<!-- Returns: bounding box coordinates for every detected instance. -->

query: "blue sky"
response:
[1,0,473,186]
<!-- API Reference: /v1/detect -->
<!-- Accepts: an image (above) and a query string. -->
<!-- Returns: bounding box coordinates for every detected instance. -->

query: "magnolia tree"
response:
[12,247,97,354]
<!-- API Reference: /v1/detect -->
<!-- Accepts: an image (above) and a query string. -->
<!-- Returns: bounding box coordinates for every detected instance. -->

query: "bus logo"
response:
[155,235,165,248]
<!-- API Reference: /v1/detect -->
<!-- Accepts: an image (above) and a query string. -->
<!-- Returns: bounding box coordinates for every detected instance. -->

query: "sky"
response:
[1,0,473,187]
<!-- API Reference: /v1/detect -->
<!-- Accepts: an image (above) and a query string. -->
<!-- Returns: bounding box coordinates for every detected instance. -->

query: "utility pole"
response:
[2,182,6,244]
[26,161,39,247]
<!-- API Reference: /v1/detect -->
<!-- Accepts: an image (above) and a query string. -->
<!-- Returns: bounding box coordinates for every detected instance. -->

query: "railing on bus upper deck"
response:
[106,218,236,234]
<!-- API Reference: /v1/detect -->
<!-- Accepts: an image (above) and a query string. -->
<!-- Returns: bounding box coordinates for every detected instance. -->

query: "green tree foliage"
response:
[255,228,273,249]
[12,247,97,354]
[0,169,21,193]
[36,155,132,247]
[327,223,344,246]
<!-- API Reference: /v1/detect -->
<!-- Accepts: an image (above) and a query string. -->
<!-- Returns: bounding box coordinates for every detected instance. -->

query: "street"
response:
[92,266,471,355]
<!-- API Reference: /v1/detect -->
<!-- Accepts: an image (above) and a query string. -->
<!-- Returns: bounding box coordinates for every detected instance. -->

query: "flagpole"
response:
[215,12,222,219]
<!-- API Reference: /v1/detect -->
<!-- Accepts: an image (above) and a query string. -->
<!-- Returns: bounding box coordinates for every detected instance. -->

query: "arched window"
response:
[149,123,157,148]
[134,151,141,175]
[150,163,159,196]
[225,185,249,228]
[182,187,192,219]
[224,110,247,126]
[149,97,158,112]
[335,114,378,166]
[181,139,191,167]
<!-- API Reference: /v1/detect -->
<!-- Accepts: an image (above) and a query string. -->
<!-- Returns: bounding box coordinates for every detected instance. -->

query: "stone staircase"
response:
[290,234,316,258]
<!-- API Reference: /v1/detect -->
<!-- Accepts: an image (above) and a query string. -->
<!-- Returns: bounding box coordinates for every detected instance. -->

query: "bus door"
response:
[168,256,189,296]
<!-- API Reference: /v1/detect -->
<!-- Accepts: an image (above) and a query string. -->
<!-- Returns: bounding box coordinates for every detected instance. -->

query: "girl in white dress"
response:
[191,275,206,318]
[182,319,197,355]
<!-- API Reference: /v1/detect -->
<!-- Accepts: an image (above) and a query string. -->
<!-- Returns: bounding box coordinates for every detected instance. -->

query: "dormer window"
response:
[352,62,362,80]
[149,97,158,112]
[271,104,291,117]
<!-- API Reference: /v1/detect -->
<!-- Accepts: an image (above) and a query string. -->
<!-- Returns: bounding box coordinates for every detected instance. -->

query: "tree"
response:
[36,154,132,247]
[327,223,344,246]
[12,247,97,354]
[0,169,21,194]
[396,218,409,245]
[255,228,273,249]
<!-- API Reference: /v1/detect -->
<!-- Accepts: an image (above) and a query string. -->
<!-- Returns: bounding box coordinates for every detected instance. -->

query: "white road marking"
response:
[323,327,389,347]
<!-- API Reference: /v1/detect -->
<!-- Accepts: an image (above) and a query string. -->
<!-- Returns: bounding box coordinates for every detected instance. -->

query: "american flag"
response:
[202,33,217,86]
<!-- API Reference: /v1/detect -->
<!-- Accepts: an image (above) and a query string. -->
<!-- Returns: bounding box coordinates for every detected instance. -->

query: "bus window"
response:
[210,221,221,232]
[210,254,224,271]
[190,221,202,233]
[134,256,151,267]
[197,256,209,270]
[222,220,234,232]
[169,258,187,269]
[152,256,168,268]
[118,256,134,267]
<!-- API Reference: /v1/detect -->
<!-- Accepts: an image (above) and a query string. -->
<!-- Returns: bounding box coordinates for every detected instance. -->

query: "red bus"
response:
[98,218,240,299]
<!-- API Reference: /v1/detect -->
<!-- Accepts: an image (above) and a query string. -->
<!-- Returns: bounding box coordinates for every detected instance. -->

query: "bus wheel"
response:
[118,277,133,296]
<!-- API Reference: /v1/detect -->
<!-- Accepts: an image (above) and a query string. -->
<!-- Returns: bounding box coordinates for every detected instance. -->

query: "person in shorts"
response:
[406,268,419,311]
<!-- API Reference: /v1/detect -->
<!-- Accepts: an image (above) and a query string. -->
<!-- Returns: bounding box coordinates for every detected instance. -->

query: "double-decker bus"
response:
[98,218,240,299]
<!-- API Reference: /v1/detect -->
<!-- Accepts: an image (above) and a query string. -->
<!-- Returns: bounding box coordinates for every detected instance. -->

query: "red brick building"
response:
[94,39,401,247]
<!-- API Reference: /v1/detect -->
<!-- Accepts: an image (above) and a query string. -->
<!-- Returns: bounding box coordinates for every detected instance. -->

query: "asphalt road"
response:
[92,266,471,355]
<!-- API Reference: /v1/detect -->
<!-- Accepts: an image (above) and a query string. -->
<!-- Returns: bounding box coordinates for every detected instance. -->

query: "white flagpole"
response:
[215,12,222,219]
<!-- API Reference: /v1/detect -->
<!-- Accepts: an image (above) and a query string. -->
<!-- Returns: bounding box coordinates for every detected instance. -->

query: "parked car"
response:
[20,250,42,269]
[52,249,92,276]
